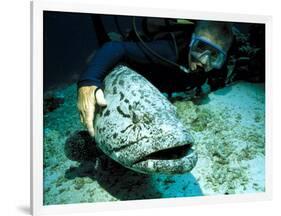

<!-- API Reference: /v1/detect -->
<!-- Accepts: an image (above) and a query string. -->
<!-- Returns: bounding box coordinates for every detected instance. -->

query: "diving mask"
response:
[189,33,226,70]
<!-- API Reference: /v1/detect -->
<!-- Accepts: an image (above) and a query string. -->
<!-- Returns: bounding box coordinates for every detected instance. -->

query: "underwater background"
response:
[43,12,265,205]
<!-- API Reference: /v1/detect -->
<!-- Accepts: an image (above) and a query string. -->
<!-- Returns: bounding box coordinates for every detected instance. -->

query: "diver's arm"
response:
[77,41,126,137]
[77,40,177,89]
[77,42,126,89]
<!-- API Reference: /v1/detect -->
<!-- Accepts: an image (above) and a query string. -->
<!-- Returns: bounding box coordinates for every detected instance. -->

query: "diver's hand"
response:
[77,86,107,137]
[190,62,204,72]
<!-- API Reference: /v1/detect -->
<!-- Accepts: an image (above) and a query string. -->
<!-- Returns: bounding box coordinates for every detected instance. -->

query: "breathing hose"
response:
[132,16,190,74]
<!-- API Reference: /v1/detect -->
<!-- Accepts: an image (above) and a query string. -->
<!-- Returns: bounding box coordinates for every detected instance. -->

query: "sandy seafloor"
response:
[43,80,265,205]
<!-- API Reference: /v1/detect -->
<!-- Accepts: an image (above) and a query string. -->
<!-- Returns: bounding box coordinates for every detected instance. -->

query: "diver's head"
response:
[188,20,233,72]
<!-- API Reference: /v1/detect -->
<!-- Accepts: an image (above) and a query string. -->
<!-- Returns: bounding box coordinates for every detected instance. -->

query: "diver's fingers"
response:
[79,112,84,124]
[85,107,95,137]
[190,62,204,72]
[190,62,197,71]
[81,109,88,127]
[96,89,107,107]
[77,85,97,129]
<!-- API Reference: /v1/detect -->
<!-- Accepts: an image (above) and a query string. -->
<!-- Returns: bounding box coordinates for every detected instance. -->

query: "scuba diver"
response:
[77,16,234,137]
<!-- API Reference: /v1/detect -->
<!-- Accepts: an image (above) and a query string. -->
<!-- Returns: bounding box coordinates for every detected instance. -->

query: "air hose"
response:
[132,16,190,74]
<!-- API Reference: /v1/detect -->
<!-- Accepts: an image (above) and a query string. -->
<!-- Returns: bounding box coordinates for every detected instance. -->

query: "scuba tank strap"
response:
[132,16,190,74]
[168,32,179,63]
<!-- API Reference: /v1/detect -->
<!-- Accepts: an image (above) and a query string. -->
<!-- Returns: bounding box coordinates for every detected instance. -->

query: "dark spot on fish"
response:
[118,79,124,86]
[112,136,148,152]
[128,104,132,110]
[143,113,153,124]
[132,112,140,124]
[113,86,117,94]
[99,127,106,133]
[113,133,117,139]
[116,106,130,118]
[119,138,126,144]
[119,92,124,100]
[130,75,139,82]
[104,110,110,117]
[121,124,132,133]
[112,75,119,86]
[144,99,151,104]
[124,99,129,104]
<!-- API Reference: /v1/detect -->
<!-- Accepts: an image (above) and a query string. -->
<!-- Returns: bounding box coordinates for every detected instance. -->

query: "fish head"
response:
[94,65,197,174]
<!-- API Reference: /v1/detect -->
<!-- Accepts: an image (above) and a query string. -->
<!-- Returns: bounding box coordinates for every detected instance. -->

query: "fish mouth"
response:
[131,143,197,174]
[134,144,192,163]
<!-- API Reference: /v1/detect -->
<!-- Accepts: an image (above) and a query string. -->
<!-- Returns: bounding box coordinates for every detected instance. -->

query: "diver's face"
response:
[189,31,227,72]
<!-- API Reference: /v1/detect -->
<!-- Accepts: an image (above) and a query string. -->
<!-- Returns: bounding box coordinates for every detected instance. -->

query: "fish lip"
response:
[132,143,193,165]
[131,147,197,174]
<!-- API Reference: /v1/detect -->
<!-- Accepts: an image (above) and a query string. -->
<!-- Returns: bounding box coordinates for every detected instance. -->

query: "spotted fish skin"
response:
[94,65,197,174]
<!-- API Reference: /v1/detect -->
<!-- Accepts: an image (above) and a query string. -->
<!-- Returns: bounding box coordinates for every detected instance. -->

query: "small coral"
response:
[43,92,65,114]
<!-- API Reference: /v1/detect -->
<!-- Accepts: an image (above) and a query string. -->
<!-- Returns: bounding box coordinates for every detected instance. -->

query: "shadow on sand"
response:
[64,130,203,200]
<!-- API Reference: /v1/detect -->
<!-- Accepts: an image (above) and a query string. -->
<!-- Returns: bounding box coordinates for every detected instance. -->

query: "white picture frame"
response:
[31,0,272,215]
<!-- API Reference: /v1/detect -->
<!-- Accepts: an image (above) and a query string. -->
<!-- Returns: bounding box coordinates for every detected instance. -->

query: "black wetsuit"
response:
[77,17,225,93]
